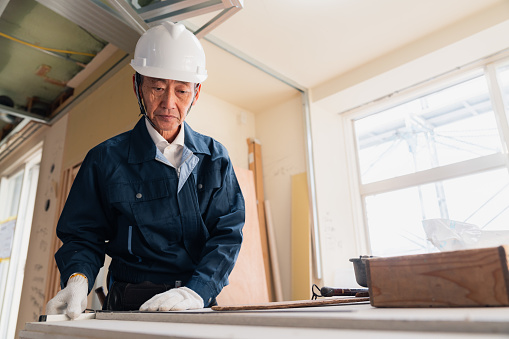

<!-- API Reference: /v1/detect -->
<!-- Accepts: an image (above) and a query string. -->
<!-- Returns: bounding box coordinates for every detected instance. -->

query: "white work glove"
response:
[46,273,88,319]
[140,287,204,311]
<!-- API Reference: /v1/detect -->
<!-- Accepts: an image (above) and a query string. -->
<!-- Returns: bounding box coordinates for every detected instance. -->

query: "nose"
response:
[160,89,176,109]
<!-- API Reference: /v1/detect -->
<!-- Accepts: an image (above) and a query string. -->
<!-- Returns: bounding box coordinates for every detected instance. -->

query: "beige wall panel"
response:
[63,64,139,169]
[15,115,68,338]
[255,93,306,301]
[291,172,312,300]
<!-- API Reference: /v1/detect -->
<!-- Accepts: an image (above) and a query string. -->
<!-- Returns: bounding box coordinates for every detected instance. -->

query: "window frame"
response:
[0,145,42,339]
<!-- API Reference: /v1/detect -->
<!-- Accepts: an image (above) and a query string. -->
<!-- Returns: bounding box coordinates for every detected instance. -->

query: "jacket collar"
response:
[183,121,211,156]
[128,117,157,164]
[128,117,210,164]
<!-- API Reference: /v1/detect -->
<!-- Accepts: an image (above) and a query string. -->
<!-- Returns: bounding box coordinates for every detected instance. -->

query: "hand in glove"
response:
[140,286,204,311]
[46,273,88,319]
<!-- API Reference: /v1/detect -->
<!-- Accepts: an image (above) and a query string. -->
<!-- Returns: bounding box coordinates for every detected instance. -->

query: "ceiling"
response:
[0,0,506,145]
[196,0,506,89]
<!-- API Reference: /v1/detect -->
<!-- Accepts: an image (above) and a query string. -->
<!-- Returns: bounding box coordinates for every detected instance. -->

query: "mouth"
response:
[156,114,180,122]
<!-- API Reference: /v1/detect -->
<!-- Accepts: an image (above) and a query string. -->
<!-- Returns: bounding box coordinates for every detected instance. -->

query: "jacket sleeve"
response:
[186,157,245,306]
[54,147,113,293]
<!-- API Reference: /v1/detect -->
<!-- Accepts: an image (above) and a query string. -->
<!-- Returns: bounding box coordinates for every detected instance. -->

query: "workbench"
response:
[19,301,509,338]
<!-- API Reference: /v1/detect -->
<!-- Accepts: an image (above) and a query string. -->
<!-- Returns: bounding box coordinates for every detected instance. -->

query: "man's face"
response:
[139,75,200,140]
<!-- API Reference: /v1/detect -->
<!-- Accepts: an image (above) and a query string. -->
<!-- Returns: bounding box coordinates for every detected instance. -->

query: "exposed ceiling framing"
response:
[0,0,243,149]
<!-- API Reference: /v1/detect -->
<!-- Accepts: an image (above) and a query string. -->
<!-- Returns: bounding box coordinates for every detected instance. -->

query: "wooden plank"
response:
[247,138,273,301]
[291,173,312,300]
[44,166,69,307]
[367,245,509,307]
[216,167,270,305]
[212,297,370,311]
[44,162,82,308]
[264,200,283,302]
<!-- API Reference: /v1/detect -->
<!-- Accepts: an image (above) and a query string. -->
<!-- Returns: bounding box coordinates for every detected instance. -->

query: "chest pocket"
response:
[108,179,182,250]
[196,164,223,216]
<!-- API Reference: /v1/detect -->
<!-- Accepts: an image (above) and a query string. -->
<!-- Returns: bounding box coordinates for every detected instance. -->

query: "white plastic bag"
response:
[422,218,481,251]
[423,218,509,251]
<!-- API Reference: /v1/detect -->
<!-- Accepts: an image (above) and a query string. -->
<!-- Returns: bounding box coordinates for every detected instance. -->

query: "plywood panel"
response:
[216,167,270,305]
[264,200,283,301]
[45,162,82,306]
[291,172,312,300]
[212,297,369,311]
[246,138,273,300]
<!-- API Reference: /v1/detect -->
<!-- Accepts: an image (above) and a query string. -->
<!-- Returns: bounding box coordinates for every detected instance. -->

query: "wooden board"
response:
[247,138,273,301]
[45,162,81,306]
[216,167,270,305]
[291,173,312,300]
[264,200,283,301]
[367,245,509,307]
[212,297,370,311]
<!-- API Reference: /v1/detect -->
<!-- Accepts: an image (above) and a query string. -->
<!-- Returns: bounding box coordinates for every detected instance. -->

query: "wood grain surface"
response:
[367,245,509,307]
[212,297,370,311]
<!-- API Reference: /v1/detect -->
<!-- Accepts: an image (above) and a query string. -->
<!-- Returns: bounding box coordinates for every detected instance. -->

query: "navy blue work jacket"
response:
[55,117,245,306]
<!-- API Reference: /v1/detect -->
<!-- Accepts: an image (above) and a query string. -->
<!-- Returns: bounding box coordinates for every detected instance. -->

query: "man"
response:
[46,21,245,318]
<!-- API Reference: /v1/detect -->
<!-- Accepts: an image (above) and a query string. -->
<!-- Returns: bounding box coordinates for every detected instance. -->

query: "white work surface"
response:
[20,302,509,339]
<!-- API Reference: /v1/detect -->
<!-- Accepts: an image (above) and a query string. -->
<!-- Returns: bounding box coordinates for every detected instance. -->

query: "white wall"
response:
[254,93,307,301]
[309,103,362,288]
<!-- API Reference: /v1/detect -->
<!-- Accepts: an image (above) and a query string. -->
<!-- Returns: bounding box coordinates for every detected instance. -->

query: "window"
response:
[349,60,509,257]
[0,148,41,339]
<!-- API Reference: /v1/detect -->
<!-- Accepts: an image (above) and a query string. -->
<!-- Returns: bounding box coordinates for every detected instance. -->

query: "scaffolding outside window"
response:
[350,59,509,257]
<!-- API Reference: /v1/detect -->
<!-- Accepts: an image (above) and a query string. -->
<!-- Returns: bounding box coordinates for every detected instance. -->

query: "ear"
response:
[191,84,202,106]
[132,74,138,96]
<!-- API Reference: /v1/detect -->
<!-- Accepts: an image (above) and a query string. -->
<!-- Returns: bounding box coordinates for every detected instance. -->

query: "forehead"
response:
[143,76,192,87]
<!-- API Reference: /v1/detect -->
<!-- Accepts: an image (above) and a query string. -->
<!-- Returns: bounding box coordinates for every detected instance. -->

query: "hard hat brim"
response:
[131,62,207,84]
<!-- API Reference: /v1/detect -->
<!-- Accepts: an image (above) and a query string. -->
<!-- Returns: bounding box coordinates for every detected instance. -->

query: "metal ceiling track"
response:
[35,0,141,54]
[0,0,10,17]
[0,105,48,124]
[108,0,244,39]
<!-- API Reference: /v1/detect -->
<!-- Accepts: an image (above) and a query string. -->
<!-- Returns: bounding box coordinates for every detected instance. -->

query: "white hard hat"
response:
[131,21,207,83]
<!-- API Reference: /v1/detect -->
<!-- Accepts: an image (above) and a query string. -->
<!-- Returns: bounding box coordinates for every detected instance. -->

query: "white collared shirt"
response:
[145,117,185,169]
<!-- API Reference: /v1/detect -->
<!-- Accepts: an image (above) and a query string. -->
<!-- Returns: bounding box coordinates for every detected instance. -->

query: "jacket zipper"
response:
[177,152,193,178]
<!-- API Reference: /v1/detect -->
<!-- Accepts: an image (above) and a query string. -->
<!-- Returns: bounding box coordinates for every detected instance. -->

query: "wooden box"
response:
[366,245,509,307]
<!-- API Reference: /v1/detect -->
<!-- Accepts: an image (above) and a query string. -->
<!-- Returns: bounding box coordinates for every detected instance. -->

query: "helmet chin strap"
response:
[187,83,200,116]
[135,72,199,130]
[134,72,158,130]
